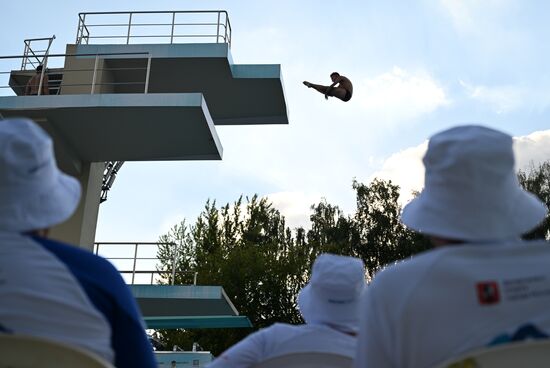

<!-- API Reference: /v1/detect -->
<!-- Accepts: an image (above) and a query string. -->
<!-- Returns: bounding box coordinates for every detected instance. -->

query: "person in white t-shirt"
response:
[0,118,113,361]
[208,253,366,368]
[0,118,156,367]
[354,125,550,368]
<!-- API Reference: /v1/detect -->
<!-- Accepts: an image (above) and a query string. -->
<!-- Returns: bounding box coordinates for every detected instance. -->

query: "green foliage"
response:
[353,179,431,278]
[153,179,430,354]
[152,161,550,354]
[518,161,550,240]
[154,195,305,354]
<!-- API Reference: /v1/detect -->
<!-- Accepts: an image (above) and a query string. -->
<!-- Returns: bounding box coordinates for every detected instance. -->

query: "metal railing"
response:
[0,51,152,97]
[94,242,198,286]
[21,35,56,71]
[76,10,231,47]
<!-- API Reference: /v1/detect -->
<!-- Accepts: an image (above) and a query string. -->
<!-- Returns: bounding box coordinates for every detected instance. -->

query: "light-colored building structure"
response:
[0,12,288,365]
[0,10,288,250]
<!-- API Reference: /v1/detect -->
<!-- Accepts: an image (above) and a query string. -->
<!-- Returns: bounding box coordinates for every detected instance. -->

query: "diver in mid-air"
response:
[303,72,353,102]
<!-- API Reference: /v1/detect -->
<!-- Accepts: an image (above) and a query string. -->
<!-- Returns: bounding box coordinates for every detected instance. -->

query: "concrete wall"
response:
[48,45,112,250]
[61,44,115,94]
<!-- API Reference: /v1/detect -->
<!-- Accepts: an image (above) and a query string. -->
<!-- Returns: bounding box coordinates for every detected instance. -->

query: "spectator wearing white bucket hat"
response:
[0,118,156,368]
[355,125,550,368]
[208,253,366,368]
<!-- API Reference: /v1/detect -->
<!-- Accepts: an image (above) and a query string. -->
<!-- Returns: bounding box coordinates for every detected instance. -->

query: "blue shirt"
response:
[33,235,157,368]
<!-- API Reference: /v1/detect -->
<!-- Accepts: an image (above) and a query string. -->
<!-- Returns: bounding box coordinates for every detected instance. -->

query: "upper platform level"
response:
[3,11,288,126]
[0,11,289,169]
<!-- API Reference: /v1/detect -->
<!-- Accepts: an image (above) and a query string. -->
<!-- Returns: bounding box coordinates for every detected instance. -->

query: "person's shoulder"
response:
[252,323,307,340]
[258,323,296,335]
[32,236,121,279]
[369,248,446,294]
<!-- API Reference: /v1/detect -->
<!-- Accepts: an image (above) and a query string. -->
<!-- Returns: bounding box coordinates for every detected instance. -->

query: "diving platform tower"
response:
[0,11,288,250]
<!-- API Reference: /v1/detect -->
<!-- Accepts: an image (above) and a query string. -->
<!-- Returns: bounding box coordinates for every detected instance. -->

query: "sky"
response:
[2,0,550,244]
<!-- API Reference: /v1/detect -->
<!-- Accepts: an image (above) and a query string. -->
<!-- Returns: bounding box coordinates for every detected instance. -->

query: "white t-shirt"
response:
[0,232,114,362]
[354,239,550,368]
[208,323,356,368]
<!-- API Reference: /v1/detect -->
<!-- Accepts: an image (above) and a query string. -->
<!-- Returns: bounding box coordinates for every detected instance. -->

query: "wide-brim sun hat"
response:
[298,253,366,334]
[0,118,81,232]
[401,125,547,241]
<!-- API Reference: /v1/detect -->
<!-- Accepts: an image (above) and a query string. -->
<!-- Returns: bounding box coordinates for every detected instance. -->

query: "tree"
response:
[154,195,305,355]
[154,179,432,353]
[518,161,550,240]
[353,179,430,278]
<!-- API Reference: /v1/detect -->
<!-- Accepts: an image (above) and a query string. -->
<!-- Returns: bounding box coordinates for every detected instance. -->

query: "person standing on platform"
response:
[24,65,49,95]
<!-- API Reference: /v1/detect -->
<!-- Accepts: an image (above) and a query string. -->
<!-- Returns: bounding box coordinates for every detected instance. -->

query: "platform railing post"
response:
[170,12,176,44]
[76,15,82,44]
[91,54,99,94]
[132,243,138,284]
[127,13,133,44]
[216,12,220,43]
[21,41,29,70]
[171,242,177,285]
[37,54,49,96]
[144,55,151,94]
[225,13,229,46]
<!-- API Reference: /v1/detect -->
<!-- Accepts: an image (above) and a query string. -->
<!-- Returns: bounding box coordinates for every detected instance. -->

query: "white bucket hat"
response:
[0,118,81,232]
[298,253,366,333]
[401,125,547,241]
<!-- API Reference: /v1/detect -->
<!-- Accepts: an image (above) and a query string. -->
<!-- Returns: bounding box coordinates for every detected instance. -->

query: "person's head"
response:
[298,253,366,334]
[330,72,340,82]
[401,125,547,244]
[36,65,43,73]
[0,118,81,234]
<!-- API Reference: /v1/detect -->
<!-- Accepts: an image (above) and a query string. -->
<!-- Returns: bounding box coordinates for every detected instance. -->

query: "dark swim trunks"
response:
[343,90,352,102]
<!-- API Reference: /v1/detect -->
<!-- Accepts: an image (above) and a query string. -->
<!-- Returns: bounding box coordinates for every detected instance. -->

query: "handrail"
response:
[0,51,152,96]
[21,35,55,71]
[76,10,231,47]
[94,242,197,286]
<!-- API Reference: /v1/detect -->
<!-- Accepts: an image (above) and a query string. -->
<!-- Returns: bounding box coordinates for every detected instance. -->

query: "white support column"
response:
[49,162,104,251]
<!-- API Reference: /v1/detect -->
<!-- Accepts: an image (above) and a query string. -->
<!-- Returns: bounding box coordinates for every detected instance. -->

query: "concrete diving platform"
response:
[64,42,288,126]
[130,285,252,329]
[0,93,221,175]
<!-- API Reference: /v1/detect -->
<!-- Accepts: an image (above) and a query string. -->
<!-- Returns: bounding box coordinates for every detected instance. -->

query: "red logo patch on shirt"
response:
[476,281,500,305]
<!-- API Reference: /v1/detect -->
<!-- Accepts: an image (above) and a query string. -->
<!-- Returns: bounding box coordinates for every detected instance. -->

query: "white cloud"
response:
[265,191,322,230]
[370,141,428,205]
[370,129,550,205]
[440,0,476,32]
[356,67,448,123]
[513,130,550,170]
[440,0,516,34]
[460,80,525,114]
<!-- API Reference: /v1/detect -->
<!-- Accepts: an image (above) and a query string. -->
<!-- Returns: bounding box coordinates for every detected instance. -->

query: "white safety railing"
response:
[76,10,231,47]
[21,35,56,71]
[0,51,152,96]
[93,242,198,286]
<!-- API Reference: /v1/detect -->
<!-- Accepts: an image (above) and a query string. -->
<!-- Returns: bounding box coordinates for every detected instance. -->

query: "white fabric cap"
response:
[298,253,366,333]
[0,118,81,231]
[401,125,547,241]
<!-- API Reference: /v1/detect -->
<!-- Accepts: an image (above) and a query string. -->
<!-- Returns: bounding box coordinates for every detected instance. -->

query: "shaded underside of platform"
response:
[130,285,251,329]
[0,93,222,175]
[72,43,289,125]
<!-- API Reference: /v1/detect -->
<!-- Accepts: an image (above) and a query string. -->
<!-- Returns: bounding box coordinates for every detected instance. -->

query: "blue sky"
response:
[2,0,550,242]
